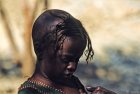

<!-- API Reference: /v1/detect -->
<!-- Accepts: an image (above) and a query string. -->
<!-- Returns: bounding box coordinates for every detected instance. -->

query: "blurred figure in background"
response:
[18,9,117,94]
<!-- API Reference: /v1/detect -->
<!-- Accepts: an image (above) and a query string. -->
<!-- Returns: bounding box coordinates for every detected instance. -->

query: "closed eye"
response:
[61,57,69,64]
[61,56,79,64]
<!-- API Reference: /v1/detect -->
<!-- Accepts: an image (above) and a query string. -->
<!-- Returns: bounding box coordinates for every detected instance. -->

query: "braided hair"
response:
[32,9,94,63]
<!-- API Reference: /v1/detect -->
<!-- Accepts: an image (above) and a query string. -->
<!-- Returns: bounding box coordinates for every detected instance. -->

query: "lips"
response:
[64,73,73,78]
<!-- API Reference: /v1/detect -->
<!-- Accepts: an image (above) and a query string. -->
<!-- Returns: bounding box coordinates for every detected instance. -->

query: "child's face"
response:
[43,36,86,81]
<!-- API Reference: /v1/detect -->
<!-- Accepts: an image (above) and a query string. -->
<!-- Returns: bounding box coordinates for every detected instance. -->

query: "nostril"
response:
[67,62,76,72]
[67,68,75,73]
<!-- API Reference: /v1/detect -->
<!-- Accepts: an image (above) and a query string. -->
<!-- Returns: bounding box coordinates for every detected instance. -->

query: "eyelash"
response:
[61,57,79,64]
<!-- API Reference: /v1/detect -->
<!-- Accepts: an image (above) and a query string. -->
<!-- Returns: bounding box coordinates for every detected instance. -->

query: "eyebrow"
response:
[61,53,81,59]
[57,50,83,58]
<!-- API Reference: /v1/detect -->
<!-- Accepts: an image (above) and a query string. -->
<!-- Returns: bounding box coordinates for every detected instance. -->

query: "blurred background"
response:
[0,0,140,94]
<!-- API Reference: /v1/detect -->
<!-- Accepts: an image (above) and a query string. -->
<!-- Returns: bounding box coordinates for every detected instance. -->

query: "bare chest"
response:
[62,87,80,94]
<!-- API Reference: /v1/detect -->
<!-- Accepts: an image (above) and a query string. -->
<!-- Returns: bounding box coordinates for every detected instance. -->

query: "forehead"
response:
[59,37,86,56]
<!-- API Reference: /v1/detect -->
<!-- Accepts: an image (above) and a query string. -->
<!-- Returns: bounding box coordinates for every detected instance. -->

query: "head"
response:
[32,9,94,81]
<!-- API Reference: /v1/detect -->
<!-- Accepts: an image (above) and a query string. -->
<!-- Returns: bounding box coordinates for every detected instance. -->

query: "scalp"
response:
[32,9,94,63]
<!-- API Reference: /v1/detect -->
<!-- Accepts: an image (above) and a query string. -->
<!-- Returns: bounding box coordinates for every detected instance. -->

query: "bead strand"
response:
[27,79,65,94]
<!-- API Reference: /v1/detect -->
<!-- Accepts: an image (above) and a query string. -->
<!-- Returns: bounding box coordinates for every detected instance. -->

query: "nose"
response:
[66,62,77,73]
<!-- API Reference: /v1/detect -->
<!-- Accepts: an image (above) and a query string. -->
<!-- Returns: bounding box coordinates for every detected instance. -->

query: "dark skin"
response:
[31,37,85,94]
[86,86,117,94]
[31,36,117,94]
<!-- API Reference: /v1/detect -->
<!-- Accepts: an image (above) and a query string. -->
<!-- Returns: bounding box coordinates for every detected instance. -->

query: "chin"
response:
[54,76,76,87]
[64,75,72,79]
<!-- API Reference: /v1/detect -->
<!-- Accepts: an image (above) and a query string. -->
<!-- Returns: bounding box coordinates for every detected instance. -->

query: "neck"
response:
[32,60,52,82]
[31,68,54,86]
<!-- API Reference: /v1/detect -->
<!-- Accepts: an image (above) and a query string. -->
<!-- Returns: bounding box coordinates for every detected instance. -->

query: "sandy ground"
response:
[0,76,26,94]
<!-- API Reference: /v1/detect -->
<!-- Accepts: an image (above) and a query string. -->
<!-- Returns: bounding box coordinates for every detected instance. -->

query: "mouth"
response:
[64,73,73,78]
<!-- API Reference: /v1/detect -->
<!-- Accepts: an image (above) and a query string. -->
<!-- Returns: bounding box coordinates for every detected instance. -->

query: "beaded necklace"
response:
[19,79,65,94]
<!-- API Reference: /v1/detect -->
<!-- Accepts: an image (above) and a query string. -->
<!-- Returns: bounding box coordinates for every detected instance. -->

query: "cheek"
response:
[53,59,67,72]
[56,57,68,69]
[55,63,67,72]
